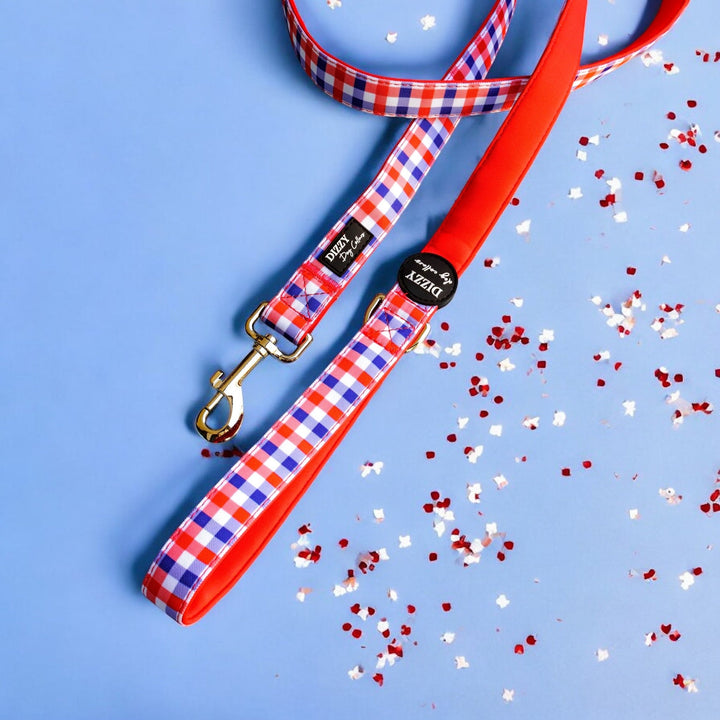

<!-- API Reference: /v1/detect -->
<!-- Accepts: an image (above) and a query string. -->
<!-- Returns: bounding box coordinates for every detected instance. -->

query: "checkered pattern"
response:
[282,0,677,119]
[266,0,680,346]
[143,288,434,623]
[263,0,516,345]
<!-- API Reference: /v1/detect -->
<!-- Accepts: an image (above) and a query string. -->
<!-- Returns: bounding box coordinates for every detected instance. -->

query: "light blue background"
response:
[2,1,719,718]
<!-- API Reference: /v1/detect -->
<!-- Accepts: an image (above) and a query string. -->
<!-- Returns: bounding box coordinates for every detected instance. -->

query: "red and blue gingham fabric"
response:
[143,288,435,623]
[263,0,682,347]
[262,0,516,345]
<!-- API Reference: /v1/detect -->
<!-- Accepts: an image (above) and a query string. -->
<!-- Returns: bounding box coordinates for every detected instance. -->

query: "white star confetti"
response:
[420,14,436,31]
[493,474,509,490]
[596,648,610,662]
[613,210,629,223]
[457,416,469,430]
[454,656,470,670]
[360,461,384,478]
[598,34,609,46]
[466,445,484,463]
[441,632,456,644]
[568,186,584,199]
[515,219,532,236]
[496,594,510,609]
[679,571,696,591]
[623,400,637,416]
[445,342,462,356]
[466,482,482,503]
[502,689,515,703]
[348,665,364,680]
[385,31,398,44]
[498,357,516,372]
[539,328,555,343]
[398,535,412,548]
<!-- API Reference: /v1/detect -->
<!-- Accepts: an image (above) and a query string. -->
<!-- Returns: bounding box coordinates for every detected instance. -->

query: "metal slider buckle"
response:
[195,302,313,443]
[364,293,431,353]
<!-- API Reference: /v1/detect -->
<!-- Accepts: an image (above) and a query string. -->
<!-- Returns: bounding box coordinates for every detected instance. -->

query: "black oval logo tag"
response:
[397,252,458,308]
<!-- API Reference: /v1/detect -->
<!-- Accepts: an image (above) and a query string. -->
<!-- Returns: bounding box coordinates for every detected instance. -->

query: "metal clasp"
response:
[364,293,431,353]
[195,302,313,443]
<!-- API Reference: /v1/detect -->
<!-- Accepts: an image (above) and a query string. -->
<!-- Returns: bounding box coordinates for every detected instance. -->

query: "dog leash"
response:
[144,0,689,624]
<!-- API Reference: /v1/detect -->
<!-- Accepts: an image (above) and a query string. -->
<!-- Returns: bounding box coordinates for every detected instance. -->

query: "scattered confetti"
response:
[385,31,398,44]
[502,689,515,703]
[327,0,342,9]
[454,656,470,670]
[596,648,610,662]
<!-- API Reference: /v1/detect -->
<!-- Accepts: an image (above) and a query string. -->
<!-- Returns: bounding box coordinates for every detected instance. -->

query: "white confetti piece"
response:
[596,648,610,662]
[457,416,469,430]
[420,14,436,31]
[590,295,603,306]
[373,508,385,523]
[377,618,390,635]
[466,482,482,503]
[679,223,690,232]
[466,445,484,463]
[296,587,312,602]
[485,521,498,536]
[522,416,540,430]
[515,219,531,236]
[496,594,510,609]
[622,400,637,416]
[613,210,628,223]
[498,357,516,372]
[445,342,462,356]
[385,31,398,44]
[661,255,672,265]
[598,33,609,46]
[553,410,567,427]
[348,665,364,680]
[606,177,622,193]
[455,656,470,670]
[502,689,515,703]
[441,632,456,644]
[387,588,398,602]
[629,508,640,520]
[489,424,503,437]
[327,0,342,8]
[360,461,384,478]
[641,49,664,66]
[493,474,508,490]
[510,296,524,308]
[539,328,555,343]
[679,571,695,590]
[568,186,584,199]
[576,148,588,161]
[398,535,412,548]
[433,519,446,538]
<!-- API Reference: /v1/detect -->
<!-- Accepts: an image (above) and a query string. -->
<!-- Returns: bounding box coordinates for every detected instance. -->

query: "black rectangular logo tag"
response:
[318,218,374,277]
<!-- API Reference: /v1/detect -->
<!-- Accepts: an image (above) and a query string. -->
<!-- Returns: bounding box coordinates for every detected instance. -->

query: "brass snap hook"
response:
[195,302,313,443]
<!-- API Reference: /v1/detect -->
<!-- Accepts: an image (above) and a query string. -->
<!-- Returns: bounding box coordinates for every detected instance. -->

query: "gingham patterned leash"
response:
[144,0,689,624]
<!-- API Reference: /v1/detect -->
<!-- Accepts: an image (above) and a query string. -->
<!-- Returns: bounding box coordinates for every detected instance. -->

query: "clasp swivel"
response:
[195,302,312,443]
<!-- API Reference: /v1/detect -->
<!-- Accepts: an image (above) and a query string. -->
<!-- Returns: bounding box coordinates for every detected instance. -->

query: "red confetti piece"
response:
[440,322,450,331]
[442,602,452,612]
[352,628,362,639]
[692,567,703,576]
[579,136,589,146]
[526,635,537,646]
[679,159,693,171]
[667,111,676,120]
[597,378,606,387]
[687,99,698,108]
[514,644,525,655]
[562,468,571,477]
[510,197,520,206]
[626,267,637,275]
[446,434,457,443]
[594,168,605,179]
[643,568,657,581]
[338,538,349,549]
[634,171,645,181]
[425,451,436,460]
[200,448,211,458]
[582,460,592,469]
[428,552,438,562]
[407,604,416,614]
[372,673,384,686]
[659,142,669,150]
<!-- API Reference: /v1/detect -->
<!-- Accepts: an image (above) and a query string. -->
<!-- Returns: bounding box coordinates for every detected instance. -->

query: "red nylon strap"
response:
[423,0,586,274]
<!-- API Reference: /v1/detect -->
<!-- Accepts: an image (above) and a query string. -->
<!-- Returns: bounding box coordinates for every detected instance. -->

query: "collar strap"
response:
[145,0,688,624]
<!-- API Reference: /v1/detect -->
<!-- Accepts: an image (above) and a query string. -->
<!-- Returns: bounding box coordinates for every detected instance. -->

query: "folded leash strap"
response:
[143,0,688,624]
